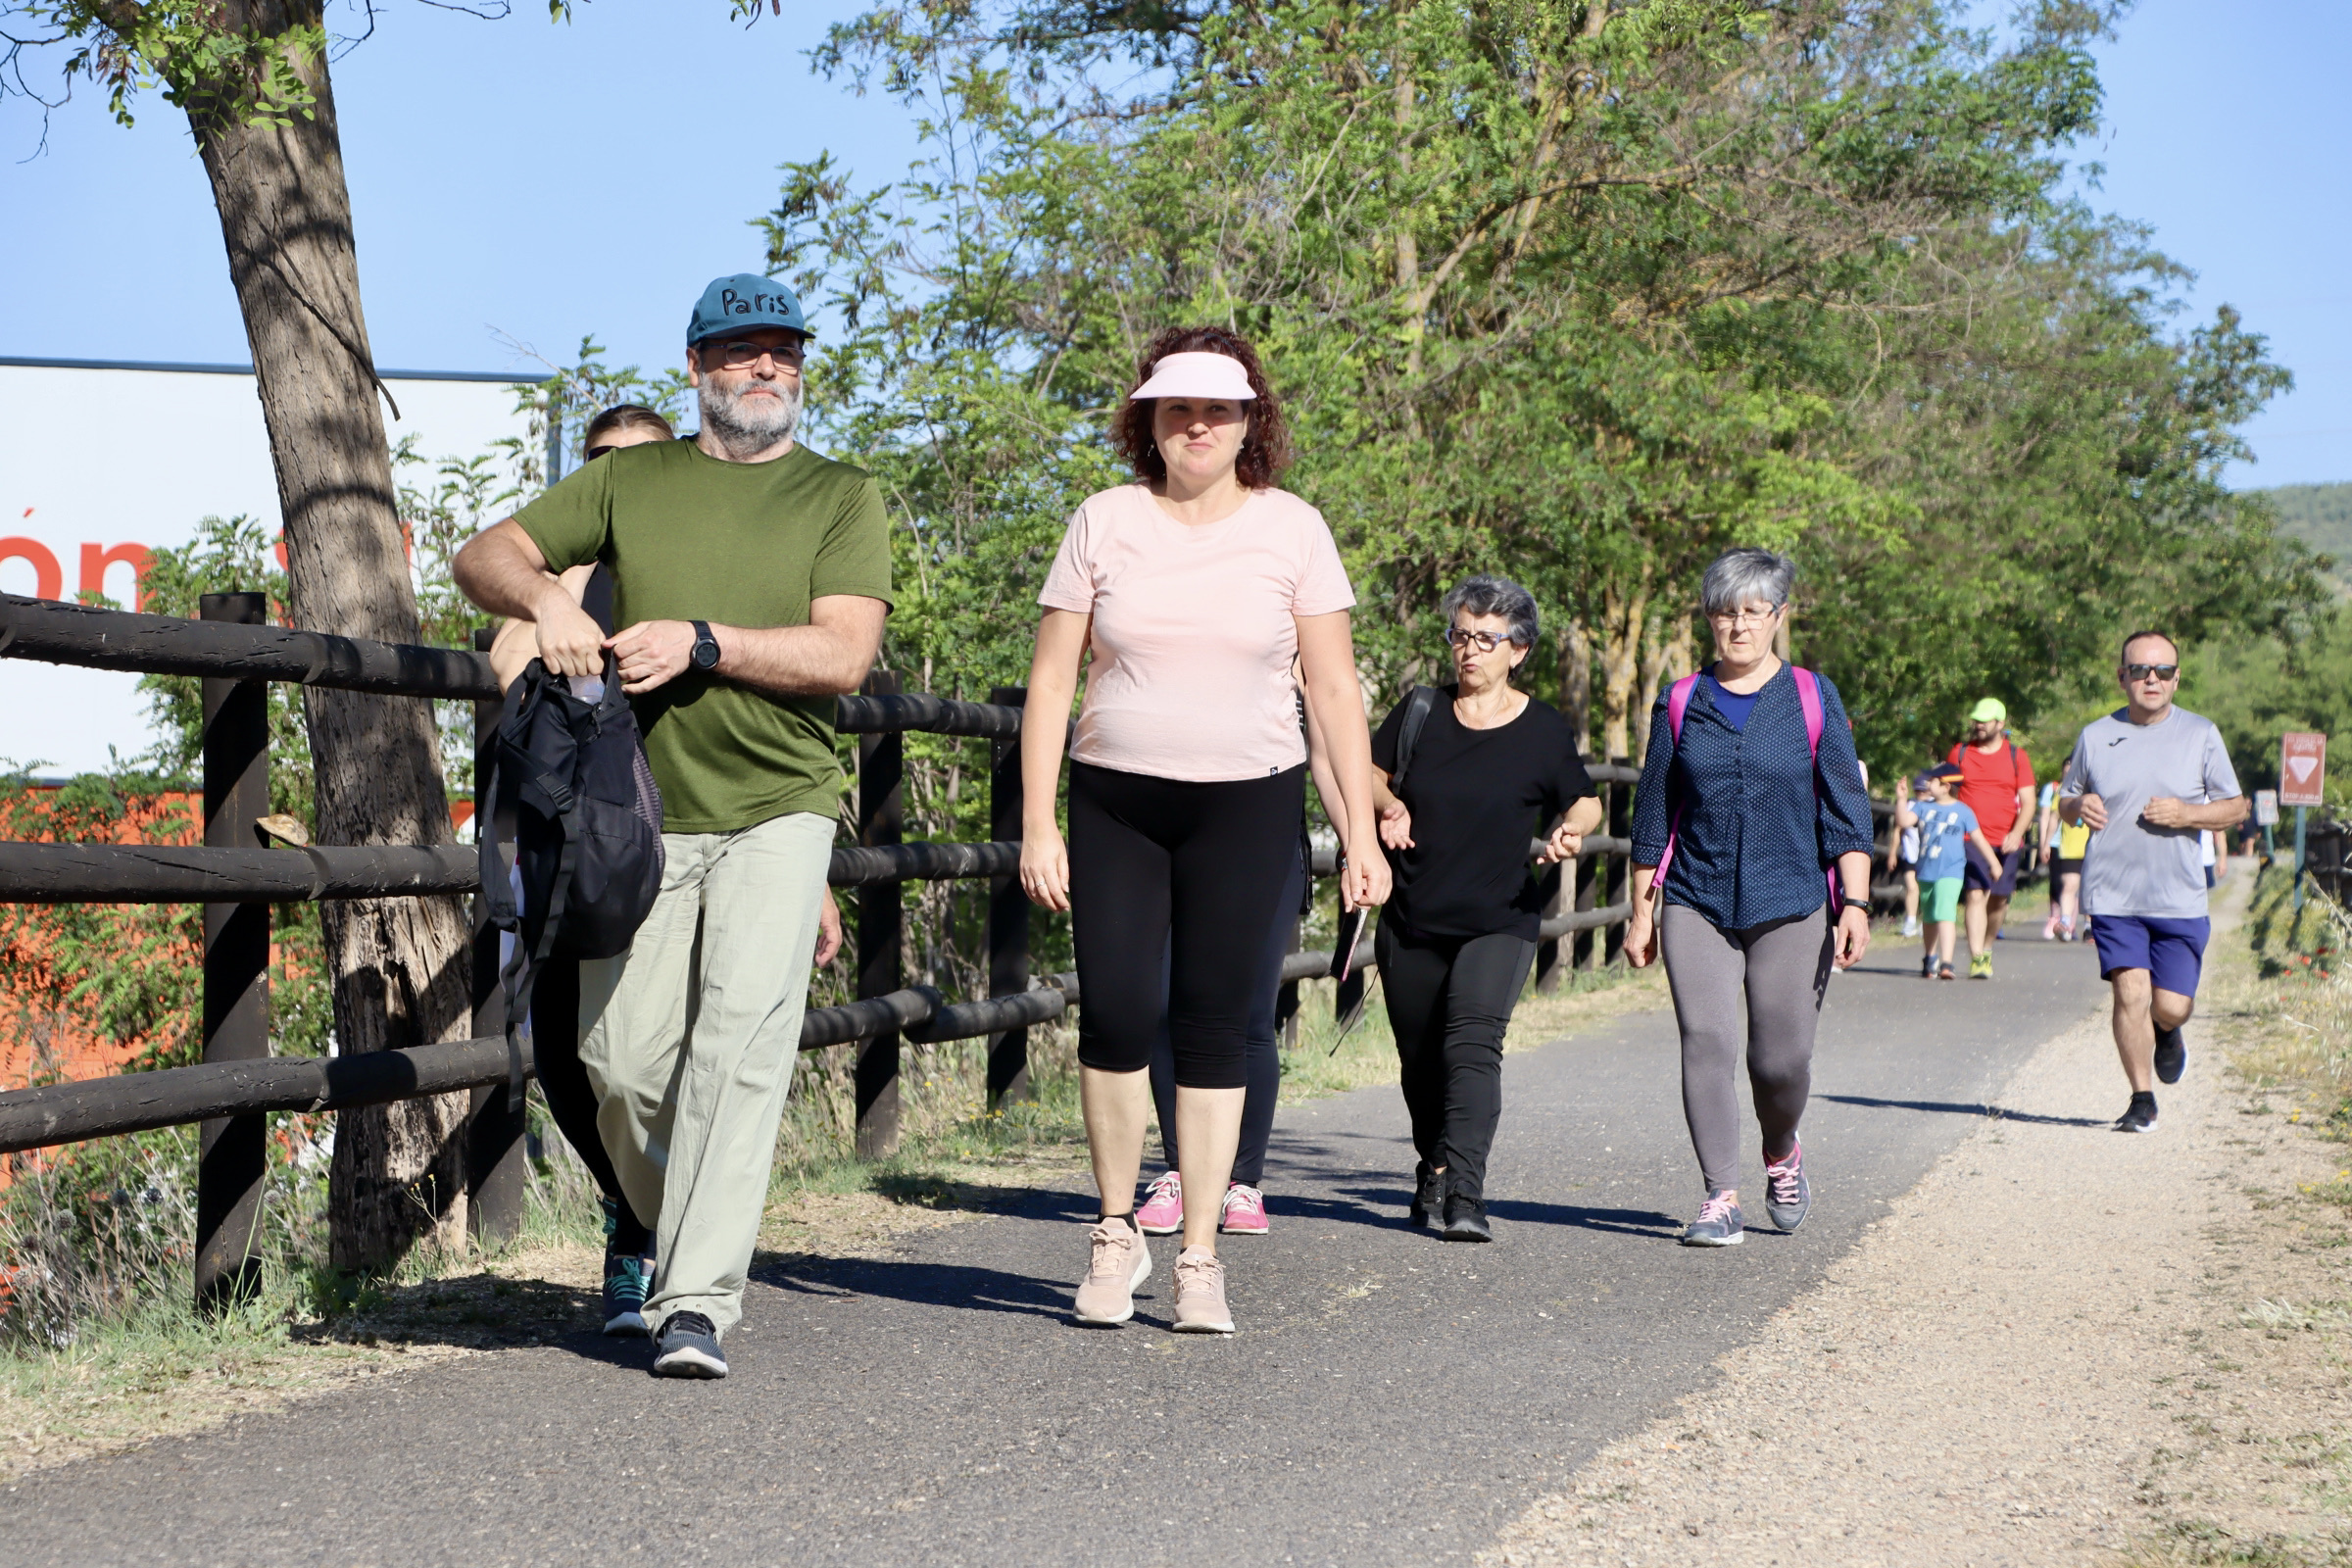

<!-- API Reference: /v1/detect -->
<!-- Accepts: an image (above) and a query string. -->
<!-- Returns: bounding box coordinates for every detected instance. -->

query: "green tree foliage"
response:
[766,0,2316,785]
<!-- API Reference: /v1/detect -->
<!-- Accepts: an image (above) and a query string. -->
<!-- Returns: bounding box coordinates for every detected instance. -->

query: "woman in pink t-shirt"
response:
[1020,325,1390,1335]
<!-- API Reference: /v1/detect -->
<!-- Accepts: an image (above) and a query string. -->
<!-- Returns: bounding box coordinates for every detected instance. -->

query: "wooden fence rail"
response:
[1,591,1659,1301]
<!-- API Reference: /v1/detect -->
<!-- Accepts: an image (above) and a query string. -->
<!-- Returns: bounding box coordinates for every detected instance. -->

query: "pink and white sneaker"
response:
[1135,1170,1184,1235]
[1219,1183,1269,1236]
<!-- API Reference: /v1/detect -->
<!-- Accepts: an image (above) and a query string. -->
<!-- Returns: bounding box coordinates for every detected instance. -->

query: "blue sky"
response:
[2,0,2345,489]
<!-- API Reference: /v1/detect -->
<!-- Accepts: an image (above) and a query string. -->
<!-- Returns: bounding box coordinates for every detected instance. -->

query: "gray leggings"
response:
[1659,903,1835,1193]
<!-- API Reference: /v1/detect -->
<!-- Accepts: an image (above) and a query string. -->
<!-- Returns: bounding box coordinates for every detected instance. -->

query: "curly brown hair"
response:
[1110,325,1293,490]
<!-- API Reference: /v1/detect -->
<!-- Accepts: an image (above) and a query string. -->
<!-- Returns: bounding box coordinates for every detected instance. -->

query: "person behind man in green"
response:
[455,274,891,1378]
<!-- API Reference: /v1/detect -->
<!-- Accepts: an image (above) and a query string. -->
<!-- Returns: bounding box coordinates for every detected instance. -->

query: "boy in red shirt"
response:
[1946,698,2035,978]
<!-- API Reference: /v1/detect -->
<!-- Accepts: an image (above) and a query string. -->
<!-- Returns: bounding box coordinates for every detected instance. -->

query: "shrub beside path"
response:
[1484,874,2352,1568]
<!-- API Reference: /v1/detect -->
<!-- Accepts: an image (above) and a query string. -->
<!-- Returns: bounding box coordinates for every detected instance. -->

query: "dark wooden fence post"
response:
[1604,759,1633,965]
[985,684,1034,1107]
[465,626,525,1246]
[1533,859,1566,993]
[195,591,270,1312]
[856,669,905,1156]
[1573,775,1602,973]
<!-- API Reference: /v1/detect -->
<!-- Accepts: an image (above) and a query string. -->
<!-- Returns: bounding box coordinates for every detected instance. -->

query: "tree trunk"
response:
[1596,571,1650,761]
[1634,614,1668,767]
[187,2,474,1270]
[1557,616,1592,756]
[1632,611,1697,766]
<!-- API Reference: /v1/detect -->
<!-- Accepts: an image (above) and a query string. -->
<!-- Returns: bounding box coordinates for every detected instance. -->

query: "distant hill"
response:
[2255,480,2352,573]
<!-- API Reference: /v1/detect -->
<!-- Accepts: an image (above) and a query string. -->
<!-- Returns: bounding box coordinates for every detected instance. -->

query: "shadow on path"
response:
[1816,1092,2109,1129]
[754,1250,1074,1321]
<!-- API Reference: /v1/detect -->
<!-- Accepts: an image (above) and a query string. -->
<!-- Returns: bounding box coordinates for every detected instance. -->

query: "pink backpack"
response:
[1651,667,1839,906]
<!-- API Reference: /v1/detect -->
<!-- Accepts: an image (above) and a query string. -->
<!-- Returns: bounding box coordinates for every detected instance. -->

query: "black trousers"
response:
[1375,919,1537,1200]
[1151,845,1303,1187]
[529,958,653,1253]
[1068,760,1305,1089]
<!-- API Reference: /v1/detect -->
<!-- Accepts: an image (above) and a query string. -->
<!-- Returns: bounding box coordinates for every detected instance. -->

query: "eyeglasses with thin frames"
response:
[710,340,803,370]
[1707,604,1784,628]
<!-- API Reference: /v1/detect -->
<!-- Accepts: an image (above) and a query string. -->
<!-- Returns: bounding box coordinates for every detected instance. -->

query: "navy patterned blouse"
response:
[1629,663,1878,931]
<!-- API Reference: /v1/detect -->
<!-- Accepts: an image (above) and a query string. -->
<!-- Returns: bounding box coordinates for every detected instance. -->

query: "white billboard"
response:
[0,359,538,774]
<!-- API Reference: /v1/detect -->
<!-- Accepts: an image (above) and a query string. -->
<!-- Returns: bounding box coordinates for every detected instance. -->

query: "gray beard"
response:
[699,376,802,456]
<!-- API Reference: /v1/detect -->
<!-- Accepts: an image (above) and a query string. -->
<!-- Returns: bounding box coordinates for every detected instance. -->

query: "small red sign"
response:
[2280,732,2328,808]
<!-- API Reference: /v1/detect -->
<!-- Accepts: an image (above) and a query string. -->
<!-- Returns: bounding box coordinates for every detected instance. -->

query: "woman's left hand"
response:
[1537,821,1584,865]
[1833,904,1871,970]
[1342,835,1391,911]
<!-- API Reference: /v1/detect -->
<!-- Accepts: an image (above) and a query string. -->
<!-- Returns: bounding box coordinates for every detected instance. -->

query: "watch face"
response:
[693,640,718,669]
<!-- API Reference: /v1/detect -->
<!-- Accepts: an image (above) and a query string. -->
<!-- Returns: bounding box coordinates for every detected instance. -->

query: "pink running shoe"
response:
[1219,1183,1269,1236]
[1135,1170,1184,1235]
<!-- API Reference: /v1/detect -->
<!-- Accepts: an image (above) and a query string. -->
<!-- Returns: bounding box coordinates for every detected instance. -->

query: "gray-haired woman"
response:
[1370,575,1603,1241]
[1625,548,1877,1247]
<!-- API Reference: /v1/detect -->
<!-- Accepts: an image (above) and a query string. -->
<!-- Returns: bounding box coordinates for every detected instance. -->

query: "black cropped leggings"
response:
[1151,845,1303,1187]
[1068,760,1306,1090]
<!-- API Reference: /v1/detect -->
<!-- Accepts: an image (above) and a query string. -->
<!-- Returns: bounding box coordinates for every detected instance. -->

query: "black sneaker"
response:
[2114,1093,2159,1134]
[652,1310,727,1378]
[1441,1176,1492,1243]
[1921,953,1936,980]
[2154,1025,2187,1086]
[1409,1162,1445,1231]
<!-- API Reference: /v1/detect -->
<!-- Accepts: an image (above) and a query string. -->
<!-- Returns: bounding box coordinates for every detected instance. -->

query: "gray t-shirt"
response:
[2058,706,2241,919]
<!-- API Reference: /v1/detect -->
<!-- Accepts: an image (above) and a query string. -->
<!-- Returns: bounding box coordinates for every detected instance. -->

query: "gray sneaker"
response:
[651,1310,727,1379]
[1763,1140,1810,1233]
[1681,1190,1744,1247]
[2153,1025,2186,1086]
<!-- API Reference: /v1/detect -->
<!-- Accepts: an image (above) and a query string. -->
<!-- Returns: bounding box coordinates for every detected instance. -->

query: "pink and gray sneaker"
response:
[1763,1138,1810,1232]
[1135,1170,1184,1235]
[1219,1183,1269,1236]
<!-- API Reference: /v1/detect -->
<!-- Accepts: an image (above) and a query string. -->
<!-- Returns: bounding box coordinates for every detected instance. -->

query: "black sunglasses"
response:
[2123,662,2179,682]
[585,445,621,461]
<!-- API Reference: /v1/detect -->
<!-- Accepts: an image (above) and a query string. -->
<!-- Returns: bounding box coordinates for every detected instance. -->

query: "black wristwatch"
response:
[689,620,720,672]
[1838,889,1872,914]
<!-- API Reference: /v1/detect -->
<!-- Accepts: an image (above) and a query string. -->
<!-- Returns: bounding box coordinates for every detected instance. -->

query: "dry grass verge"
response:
[1480,866,2352,1568]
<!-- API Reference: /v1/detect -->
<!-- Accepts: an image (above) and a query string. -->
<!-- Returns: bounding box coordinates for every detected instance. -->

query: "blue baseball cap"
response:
[686,273,810,345]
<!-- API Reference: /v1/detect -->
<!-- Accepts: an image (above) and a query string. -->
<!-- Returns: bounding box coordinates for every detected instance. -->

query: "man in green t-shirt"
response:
[455,274,891,1379]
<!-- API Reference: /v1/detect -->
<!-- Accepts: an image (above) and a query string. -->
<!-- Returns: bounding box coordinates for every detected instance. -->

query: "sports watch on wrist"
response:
[1838,889,1872,914]
[690,620,720,672]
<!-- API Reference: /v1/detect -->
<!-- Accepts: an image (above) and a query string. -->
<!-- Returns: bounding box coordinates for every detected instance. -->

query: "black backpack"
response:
[478,655,665,1105]
[1388,685,1442,791]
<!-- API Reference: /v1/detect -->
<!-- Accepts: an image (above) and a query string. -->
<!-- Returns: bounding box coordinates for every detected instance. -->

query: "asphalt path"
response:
[3,937,2110,1566]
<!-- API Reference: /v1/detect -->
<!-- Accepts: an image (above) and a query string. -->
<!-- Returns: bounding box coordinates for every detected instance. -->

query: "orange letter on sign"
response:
[79,542,154,611]
[0,537,65,601]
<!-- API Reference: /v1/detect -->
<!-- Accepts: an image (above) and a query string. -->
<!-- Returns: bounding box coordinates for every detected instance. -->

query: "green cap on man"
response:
[687,273,809,345]
[1968,697,2007,725]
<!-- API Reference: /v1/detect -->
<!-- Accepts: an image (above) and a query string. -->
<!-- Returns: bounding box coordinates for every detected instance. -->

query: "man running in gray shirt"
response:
[2058,631,2248,1133]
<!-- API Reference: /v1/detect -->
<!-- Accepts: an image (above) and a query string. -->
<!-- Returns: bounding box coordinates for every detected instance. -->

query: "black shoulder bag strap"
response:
[1389,684,1441,792]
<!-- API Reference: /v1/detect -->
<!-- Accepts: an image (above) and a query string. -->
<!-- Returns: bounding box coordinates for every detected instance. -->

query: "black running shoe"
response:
[2154,1025,2186,1086]
[2114,1093,2159,1134]
[1410,1162,1445,1231]
[1441,1176,1492,1243]
[652,1310,727,1378]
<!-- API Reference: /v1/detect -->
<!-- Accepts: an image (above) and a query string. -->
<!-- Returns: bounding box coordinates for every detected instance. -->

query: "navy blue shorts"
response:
[2089,914,2211,997]
[1963,845,2022,897]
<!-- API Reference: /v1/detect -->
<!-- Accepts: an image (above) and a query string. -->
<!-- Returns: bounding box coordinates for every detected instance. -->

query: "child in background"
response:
[1914,762,2002,981]
[1889,772,1932,939]
[2051,803,2089,941]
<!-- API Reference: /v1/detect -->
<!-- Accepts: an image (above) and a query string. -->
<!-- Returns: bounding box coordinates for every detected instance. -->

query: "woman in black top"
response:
[1371,575,1601,1241]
